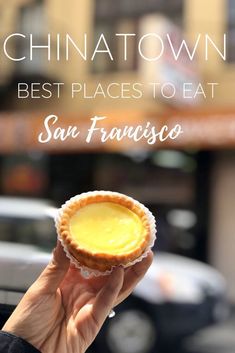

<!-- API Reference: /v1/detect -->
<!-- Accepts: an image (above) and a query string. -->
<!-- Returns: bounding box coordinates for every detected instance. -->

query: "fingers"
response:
[31,241,70,294]
[90,267,124,328]
[115,251,153,306]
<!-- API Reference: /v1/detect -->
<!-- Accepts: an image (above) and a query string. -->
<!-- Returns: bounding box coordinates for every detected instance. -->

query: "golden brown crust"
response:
[57,192,151,272]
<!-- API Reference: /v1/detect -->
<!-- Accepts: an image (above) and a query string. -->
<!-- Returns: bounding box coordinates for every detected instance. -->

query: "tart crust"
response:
[57,192,152,272]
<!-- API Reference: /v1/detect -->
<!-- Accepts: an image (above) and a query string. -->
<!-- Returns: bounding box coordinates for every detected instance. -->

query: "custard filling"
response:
[69,202,144,255]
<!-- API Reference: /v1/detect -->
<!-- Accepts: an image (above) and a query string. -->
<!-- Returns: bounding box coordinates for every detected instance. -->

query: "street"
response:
[182,311,235,353]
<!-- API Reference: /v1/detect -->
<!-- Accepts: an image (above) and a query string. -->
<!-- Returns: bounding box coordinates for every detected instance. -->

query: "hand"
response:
[3,242,153,353]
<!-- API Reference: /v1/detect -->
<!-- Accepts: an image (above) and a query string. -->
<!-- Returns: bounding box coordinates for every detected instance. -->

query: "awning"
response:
[0,109,235,153]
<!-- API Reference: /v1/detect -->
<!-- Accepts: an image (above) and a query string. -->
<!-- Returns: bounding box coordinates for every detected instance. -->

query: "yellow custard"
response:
[69,202,144,255]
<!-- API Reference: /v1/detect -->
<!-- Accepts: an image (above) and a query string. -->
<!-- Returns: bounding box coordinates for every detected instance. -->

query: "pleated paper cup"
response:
[55,191,156,278]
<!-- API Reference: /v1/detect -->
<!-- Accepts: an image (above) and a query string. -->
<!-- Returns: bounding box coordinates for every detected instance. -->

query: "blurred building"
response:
[0,0,235,110]
[0,0,235,301]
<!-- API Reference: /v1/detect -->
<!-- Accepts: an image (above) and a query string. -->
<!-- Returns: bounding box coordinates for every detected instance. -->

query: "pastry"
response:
[56,191,156,273]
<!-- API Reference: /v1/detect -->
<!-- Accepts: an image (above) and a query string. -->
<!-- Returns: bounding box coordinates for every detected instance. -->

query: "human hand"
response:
[3,242,153,353]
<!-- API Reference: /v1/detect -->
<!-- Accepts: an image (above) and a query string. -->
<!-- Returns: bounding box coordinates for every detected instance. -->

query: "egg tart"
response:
[56,191,156,273]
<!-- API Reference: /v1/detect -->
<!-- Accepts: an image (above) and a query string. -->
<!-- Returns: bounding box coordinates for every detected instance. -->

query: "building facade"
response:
[0,0,235,300]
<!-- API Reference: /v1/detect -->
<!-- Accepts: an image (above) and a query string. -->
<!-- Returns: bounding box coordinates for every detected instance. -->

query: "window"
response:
[17,0,46,75]
[227,0,235,62]
[95,0,183,20]
[93,0,183,73]
[92,18,138,73]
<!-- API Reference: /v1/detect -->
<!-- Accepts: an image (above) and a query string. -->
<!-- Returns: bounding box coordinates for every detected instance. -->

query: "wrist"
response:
[0,330,40,353]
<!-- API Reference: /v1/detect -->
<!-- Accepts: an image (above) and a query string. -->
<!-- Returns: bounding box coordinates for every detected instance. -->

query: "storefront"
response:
[0,110,235,286]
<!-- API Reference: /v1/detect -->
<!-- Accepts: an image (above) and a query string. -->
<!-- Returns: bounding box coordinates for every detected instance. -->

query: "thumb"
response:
[31,241,70,294]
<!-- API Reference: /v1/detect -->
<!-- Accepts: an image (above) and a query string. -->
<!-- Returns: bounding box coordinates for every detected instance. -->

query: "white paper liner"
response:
[55,191,156,278]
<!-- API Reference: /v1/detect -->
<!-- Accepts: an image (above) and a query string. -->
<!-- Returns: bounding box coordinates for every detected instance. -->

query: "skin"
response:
[3,242,153,353]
